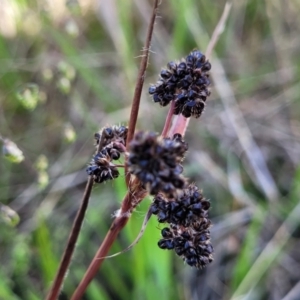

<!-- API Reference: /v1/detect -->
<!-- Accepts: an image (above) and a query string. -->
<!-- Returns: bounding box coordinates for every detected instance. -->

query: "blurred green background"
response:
[1,0,300,299]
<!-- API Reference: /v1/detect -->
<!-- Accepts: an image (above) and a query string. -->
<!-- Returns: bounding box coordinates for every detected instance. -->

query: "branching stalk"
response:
[69,1,159,298]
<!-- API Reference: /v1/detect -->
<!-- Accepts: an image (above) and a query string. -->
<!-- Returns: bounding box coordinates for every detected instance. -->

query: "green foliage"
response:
[2,140,24,163]
[0,204,20,227]
[15,83,41,110]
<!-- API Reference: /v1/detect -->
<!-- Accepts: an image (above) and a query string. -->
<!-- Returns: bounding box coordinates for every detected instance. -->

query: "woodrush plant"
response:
[46,1,231,299]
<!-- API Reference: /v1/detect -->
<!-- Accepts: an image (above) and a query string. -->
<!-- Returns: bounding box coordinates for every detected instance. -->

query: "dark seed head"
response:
[161,227,173,238]
[158,239,175,250]
[149,49,211,119]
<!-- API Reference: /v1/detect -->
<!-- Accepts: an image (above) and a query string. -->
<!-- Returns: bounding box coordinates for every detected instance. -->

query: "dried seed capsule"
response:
[149,49,211,118]
[128,131,187,196]
[152,184,214,269]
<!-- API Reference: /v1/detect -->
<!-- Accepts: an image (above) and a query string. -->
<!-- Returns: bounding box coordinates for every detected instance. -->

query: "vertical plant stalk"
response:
[70,1,159,299]
[70,192,131,300]
[125,0,159,186]
[46,134,107,300]
[45,177,94,300]
[169,2,232,138]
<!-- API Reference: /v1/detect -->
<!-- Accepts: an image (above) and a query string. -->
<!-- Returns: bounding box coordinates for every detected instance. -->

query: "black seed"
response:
[149,85,156,94]
[185,257,198,267]
[158,239,175,250]
[153,94,162,103]
[186,247,197,257]
[167,61,177,71]
[161,227,173,238]
[104,127,113,138]
[150,204,159,215]
[160,69,172,79]
[202,201,210,210]
[190,202,202,213]
[202,62,211,72]
[175,247,185,256]
[169,201,180,212]
[158,211,169,223]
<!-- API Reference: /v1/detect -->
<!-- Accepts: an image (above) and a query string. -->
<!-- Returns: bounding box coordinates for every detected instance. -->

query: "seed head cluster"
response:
[94,125,127,149]
[86,125,128,183]
[84,50,214,270]
[128,132,188,196]
[151,185,213,268]
[149,50,211,118]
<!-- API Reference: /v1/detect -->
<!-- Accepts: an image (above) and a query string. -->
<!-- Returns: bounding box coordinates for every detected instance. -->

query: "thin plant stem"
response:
[70,192,132,300]
[125,0,160,186]
[205,2,232,60]
[46,134,107,300]
[45,177,94,300]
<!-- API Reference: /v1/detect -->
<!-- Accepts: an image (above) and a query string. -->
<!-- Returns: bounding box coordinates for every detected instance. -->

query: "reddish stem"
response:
[161,100,175,138]
[168,114,189,137]
[70,217,130,300]
[46,130,107,300]
[125,0,159,186]
[45,177,94,300]
[70,192,132,300]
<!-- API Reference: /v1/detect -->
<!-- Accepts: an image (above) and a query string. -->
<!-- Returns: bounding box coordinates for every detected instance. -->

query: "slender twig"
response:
[70,1,159,298]
[46,134,106,300]
[45,177,94,300]
[205,2,232,60]
[125,0,159,186]
[70,192,132,300]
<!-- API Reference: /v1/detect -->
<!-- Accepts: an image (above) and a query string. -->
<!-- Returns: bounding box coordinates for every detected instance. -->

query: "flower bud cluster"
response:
[151,185,213,268]
[86,125,128,183]
[128,132,188,196]
[149,50,211,118]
